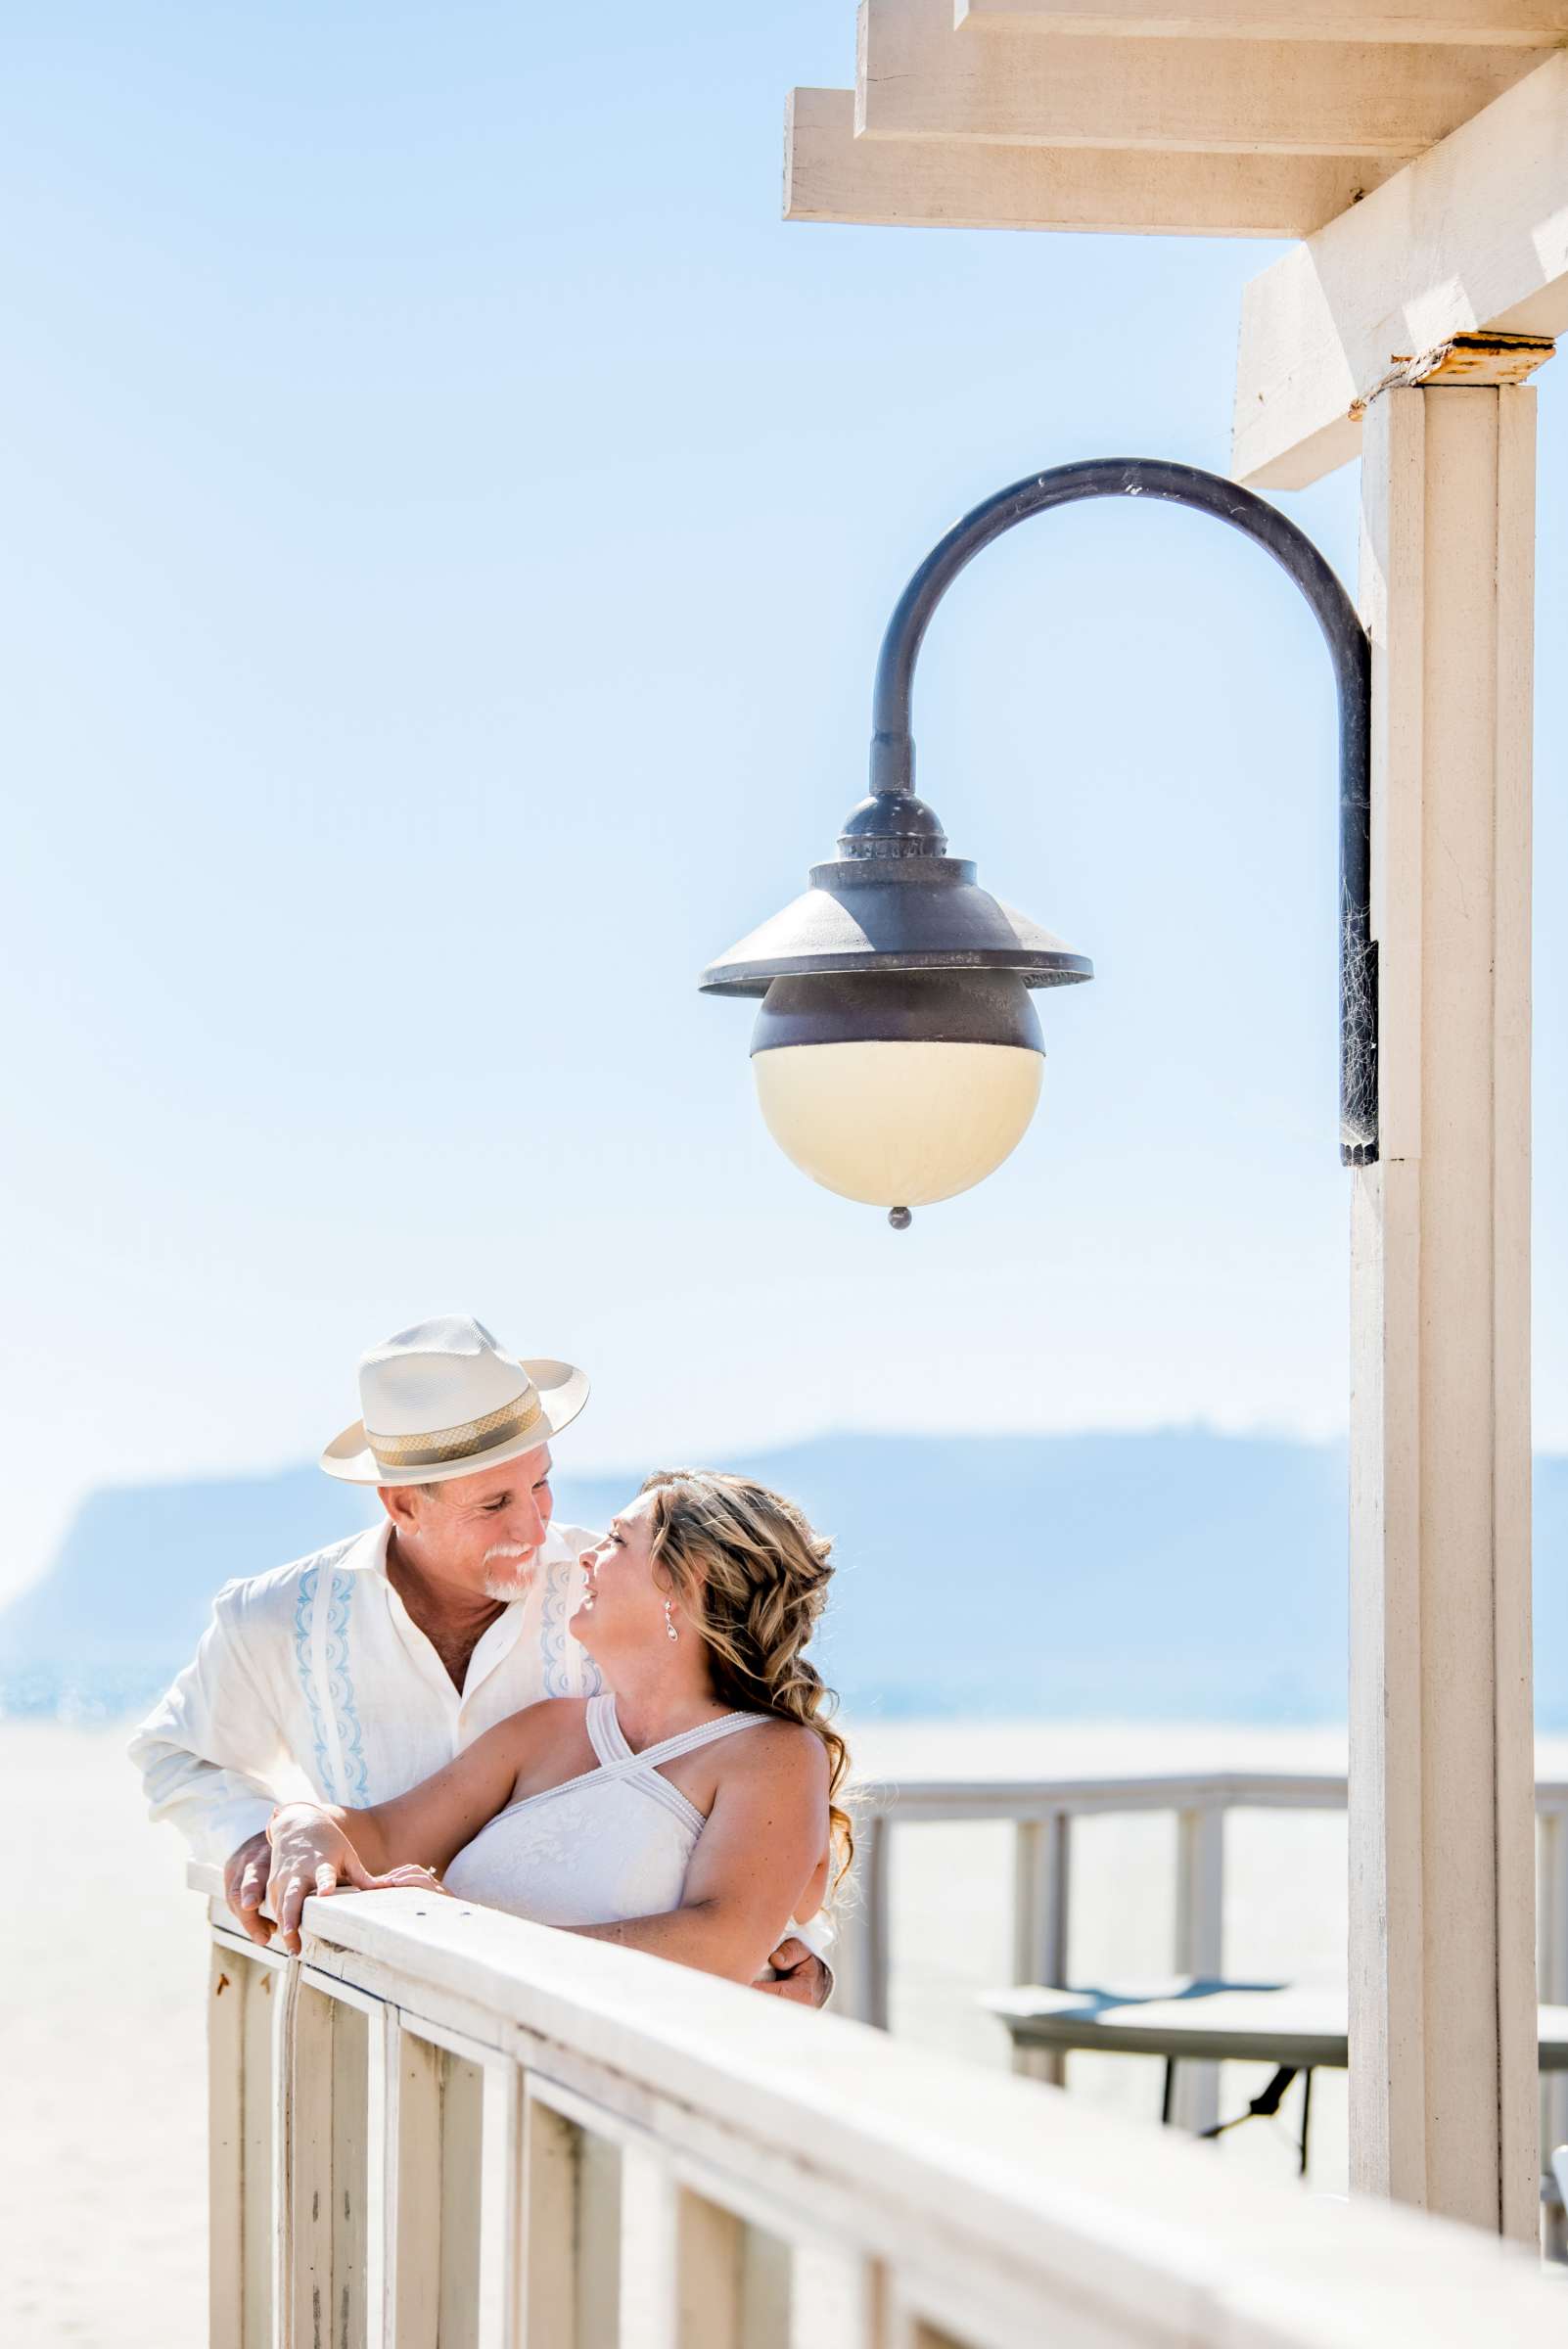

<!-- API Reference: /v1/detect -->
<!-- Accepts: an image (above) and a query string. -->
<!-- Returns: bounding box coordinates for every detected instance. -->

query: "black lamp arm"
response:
[868,458,1377,1167]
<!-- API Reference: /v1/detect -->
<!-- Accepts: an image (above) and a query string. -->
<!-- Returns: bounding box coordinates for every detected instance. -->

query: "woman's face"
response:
[572,1490,679,1656]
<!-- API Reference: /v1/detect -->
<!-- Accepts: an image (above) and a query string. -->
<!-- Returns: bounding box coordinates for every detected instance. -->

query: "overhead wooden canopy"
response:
[955,0,1567,31]
[785,0,1566,480]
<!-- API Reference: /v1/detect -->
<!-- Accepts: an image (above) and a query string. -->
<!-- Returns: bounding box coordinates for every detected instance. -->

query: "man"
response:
[130,1313,828,2004]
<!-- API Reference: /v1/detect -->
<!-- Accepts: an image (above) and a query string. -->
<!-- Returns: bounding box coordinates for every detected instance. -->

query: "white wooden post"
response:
[288,1980,338,2349]
[1352,376,1540,2237]
[386,2022,443,2348]
[790,2244,879,2349]
[619,2144,678,2349]
[208,1949,248,2349]
[1012,1816,1072,2085]
[519,2094,578,2347]
[860,1818,893,2032]
[740,2227,793,2349]
[241,1958,277,2349]
[382,2020,489,2349]
[676,2190,745,2349]
[833,1815,893,2028]
[438,2054,485,2349]
[1173,1807,1225,2134]
[519,2091,623,2348]
[332,2003,371,2349]
[1540,1810,1568,2165]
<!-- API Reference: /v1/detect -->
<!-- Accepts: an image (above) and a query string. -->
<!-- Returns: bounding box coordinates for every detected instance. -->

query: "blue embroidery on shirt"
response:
[292,1545,373,1803]
[293,1566,334,1794]
[541,1553,592,1697]
[324,1574,372,1803]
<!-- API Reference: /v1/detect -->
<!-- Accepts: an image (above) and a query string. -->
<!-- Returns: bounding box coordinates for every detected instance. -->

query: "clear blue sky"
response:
[3,3,1564,1598]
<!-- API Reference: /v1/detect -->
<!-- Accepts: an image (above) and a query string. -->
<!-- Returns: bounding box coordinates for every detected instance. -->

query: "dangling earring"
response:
[664,1596,678,1642]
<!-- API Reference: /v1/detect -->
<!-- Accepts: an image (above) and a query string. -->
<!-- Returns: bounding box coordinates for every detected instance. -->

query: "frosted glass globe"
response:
[752,1038,1043,1209]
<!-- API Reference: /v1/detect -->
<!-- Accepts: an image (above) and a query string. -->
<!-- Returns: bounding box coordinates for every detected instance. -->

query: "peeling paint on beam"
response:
[1232,52,1568,485]
[1356,330,1556,406]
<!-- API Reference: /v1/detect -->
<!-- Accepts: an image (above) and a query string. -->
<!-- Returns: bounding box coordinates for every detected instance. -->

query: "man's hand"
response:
[223,1829,276,1947]
[755,1936,832,2007]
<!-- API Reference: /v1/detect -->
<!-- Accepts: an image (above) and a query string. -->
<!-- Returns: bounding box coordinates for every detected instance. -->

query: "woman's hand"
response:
[265,1803,378,1954]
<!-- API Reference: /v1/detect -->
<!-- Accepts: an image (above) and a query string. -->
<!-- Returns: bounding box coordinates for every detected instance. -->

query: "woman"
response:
[264,1469,852,1985]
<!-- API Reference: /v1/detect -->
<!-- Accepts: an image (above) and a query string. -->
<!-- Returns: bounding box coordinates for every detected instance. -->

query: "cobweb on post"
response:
[1340,894,1378,1167]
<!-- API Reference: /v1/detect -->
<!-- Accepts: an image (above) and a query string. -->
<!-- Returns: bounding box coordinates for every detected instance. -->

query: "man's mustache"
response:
[483,1542,534,1572]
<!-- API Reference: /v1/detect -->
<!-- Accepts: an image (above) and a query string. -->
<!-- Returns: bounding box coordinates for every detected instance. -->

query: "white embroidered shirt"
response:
[128,1518,603,1865]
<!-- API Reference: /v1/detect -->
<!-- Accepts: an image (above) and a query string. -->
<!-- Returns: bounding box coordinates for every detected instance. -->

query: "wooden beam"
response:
[956,0,1568,43]
[785,89,1404,237]
[860,0,1551,154]
[1232,51,1568,484]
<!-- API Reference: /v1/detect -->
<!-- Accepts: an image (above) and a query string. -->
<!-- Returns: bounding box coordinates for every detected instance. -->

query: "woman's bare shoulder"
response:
[725,1715,829,1787]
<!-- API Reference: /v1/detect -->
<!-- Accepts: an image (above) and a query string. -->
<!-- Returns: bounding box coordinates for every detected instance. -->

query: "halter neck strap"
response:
[484,1696,767,1832]
[587,1690,764,1772]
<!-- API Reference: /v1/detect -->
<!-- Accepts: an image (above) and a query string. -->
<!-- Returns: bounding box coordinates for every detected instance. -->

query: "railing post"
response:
[790,2243,880,2348]
[386,2020,442,2349]
[834,1813,892,2029]
[1540,1807,1568,2253]
[1012,1815,1072,2085]
[332,2003,371,2349]
[275,1970,372,2347]
[286,1977,337,2349]
[208,1947,247,2349]
[241,1956,278,2349]
[519,2088,623,2348]
[1174,1805,1226,2134]
[382,2019,487,2349]
[619,2142,678,2349]
[438,2055,485,2349]
[861,1816,892,2032]
[676,2189,745,2349]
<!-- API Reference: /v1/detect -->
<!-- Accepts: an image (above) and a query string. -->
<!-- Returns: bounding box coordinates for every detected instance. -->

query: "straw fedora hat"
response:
[320,1314,589,1487]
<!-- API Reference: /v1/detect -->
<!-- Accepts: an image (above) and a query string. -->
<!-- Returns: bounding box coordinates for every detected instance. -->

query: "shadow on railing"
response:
[192,1848,1566,2348]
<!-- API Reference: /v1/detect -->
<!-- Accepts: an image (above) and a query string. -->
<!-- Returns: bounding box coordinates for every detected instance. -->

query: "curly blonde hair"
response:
[638,1470,853,1880]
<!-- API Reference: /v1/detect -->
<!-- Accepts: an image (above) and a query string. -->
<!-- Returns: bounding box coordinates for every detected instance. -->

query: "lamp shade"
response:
[702,792,1091,1222]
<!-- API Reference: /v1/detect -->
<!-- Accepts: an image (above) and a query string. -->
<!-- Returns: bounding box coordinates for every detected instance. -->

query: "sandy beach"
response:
[9,1713,1560,2343]
[2,1722,209,2347]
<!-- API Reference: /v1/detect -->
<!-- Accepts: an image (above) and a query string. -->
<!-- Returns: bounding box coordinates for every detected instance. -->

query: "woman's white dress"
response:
[442,1691,765,1926]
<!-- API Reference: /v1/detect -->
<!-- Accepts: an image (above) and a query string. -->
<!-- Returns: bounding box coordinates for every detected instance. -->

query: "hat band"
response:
[366,1390,544,1471]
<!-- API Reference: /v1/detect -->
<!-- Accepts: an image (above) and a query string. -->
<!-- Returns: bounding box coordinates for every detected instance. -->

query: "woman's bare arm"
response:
[568,1722,829,1984]
[265,1704,563,1950]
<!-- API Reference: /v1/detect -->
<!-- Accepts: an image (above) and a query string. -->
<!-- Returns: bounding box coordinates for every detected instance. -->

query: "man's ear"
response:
[378,1484,422,1536]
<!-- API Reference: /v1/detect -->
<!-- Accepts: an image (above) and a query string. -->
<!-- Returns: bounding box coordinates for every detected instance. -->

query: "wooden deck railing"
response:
[193,1851,1567,2348]
[834,1768,1568,2150]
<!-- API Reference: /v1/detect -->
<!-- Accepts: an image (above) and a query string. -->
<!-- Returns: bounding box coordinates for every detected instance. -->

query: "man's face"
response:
[392,1447,556,1600]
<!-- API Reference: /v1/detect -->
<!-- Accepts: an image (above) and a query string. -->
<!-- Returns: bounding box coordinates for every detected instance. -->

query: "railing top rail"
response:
[850,1770,1352,1816]
[847,1770,1568,1818]
[190,1863,1564,2345]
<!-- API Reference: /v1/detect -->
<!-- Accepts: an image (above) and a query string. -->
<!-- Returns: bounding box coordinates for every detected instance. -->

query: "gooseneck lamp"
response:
[701,458,1377,1228]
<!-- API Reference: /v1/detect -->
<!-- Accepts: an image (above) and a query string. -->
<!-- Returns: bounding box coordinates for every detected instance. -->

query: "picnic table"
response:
[986,1978,1568,2176]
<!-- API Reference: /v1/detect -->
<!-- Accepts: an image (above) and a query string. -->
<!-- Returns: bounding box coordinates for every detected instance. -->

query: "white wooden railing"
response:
[833,1768,1568,2150]
[193,1852,1568,2348]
